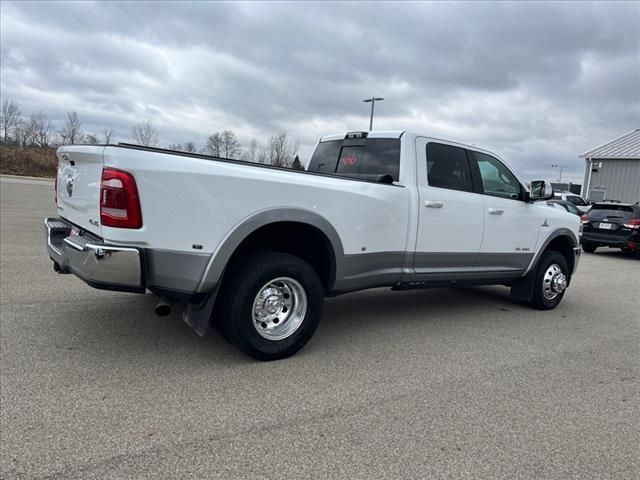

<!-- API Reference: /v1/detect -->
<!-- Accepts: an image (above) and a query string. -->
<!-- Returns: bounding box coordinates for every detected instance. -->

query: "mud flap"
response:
[182,287,219,336]
[510,252,573,302]
[509,269,536,302]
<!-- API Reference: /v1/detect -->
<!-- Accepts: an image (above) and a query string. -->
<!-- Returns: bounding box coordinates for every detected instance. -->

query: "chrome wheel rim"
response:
[542,263,567,301]
[251,277,307,340]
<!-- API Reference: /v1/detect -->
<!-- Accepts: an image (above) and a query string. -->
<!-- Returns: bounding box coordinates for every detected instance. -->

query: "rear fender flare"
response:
[196,208,344,292]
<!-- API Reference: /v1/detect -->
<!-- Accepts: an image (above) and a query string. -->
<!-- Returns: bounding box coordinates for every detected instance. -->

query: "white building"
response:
[580,129,640,203]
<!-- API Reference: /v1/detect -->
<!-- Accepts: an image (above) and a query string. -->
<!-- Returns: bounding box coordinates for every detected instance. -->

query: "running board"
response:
[392,279,513,291]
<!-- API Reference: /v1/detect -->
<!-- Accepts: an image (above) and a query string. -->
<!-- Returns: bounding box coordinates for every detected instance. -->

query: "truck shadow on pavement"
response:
[59,284,533,365]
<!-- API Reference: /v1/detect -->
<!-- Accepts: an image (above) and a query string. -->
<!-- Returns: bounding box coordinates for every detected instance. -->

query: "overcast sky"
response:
[2,1,638,182]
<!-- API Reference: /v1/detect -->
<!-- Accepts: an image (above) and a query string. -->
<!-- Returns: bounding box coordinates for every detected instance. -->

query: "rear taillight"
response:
[100,168,142,229]
[580,214,589,224]
[623,219,640,229]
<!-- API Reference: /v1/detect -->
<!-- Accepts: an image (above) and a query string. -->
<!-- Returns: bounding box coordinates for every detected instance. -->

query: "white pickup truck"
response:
[46,131,581,360]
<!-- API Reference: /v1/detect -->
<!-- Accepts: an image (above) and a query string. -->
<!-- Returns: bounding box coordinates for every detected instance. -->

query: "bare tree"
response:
[14,119,26,147]
[241,138,258,163]
[132,120,158,147]
[32,112,54,147]
[85,133,99,144]
[183,141,197,153]
[60,111,84,145]
[13,119,27,147]
[168,143,184,151]
[221,130,241,159]
[103,128,114,144]
[203,130,241,158]
[27,117,38,147]
[257,145,269,164]
[204,132,223,156]
[15,116,40,147]
[266,131,298,167]
[1,99,22,143]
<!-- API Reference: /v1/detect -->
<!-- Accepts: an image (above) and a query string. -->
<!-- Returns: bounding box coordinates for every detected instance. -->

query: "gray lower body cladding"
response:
[144,249,211,301]
[151,250,534,298]
[148,250,534,298]
[332,251,533,293]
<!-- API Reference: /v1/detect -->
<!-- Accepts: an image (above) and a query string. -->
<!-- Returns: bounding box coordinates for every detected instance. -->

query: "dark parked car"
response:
[546,200,583,216]
[581,202,640,258]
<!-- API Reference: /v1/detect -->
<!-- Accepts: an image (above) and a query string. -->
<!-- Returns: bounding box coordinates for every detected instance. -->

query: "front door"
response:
[469,150,541,273]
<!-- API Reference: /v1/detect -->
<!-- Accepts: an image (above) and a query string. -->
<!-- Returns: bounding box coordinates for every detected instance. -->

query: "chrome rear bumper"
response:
[45,217,144,293]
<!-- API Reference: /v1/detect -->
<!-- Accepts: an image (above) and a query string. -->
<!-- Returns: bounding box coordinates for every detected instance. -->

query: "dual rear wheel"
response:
[218,252,323,361]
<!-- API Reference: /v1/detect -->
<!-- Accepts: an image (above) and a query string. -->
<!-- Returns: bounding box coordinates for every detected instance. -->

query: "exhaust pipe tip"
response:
[155,297,173,317]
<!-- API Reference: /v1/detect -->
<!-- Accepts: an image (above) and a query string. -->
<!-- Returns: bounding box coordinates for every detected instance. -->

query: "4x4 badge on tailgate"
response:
[65,176,74,197]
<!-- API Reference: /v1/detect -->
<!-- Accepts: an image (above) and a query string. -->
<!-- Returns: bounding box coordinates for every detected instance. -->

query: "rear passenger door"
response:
[468,151,541,273]
[413,138,484,274]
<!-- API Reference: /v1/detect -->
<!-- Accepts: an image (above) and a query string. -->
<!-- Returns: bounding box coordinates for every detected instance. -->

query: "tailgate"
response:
[56,145,105,237]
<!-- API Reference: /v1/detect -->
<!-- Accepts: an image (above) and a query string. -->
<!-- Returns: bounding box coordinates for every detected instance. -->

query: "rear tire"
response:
[529,251,569,310]
[582,242,597,253]
[219,252,323,361]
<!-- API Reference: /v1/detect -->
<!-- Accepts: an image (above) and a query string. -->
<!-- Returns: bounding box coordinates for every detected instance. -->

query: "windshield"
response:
[566,195,588,206]
[561,202,582,215]
[567,203,582,215]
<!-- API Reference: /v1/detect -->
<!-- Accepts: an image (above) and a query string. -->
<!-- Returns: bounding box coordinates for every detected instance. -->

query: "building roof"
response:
[579,129,640,159]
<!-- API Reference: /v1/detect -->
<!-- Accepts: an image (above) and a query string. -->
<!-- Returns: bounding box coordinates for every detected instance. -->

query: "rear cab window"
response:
[308,135,401,182]
[307,140,341,174]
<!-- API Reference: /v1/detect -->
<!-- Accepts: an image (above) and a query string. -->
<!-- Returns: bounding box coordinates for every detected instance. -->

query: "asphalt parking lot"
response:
[1,175,638,479]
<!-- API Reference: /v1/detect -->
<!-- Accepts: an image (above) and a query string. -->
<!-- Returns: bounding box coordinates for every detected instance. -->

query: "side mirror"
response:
[529,180,553,201]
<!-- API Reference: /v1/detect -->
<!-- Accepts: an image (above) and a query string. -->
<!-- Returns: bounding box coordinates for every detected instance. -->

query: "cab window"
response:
[307,140,341,174]
[335,138,400,181]
[308,138,400,181]
[473,152,522,200]
[425,142,474,193]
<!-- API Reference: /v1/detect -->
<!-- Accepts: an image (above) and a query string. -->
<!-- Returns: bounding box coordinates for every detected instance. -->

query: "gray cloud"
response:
[2,1,638,182]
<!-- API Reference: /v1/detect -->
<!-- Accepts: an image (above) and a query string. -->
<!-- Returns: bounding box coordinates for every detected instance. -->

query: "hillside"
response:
[0,145,58,178]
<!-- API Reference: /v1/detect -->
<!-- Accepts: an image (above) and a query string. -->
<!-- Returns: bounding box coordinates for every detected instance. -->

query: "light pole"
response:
[551,164,565,182]
[362,97,384,131]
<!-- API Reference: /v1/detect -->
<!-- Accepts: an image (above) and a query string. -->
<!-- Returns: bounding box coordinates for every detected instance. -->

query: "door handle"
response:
[488,208,504,215]
[424,201,444,208]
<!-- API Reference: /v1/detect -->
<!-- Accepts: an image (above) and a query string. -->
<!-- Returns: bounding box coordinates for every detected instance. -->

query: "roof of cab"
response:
[319,130,404,142]
[319,130,486,153]
[317,130,529,185]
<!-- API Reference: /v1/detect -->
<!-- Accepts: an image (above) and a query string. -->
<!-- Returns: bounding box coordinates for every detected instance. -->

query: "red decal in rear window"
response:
[341,154,357,166]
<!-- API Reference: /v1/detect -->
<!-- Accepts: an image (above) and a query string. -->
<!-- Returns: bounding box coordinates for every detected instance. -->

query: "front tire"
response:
[220,252,323,361]
[529,251,569,310]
